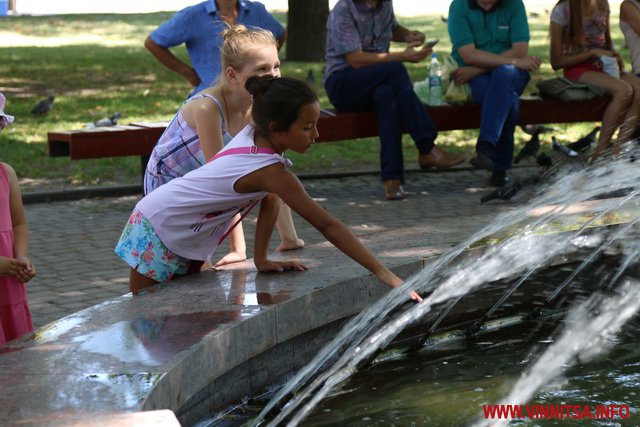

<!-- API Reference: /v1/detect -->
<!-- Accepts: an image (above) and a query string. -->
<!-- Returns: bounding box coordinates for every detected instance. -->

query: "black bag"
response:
[535,77,605,102]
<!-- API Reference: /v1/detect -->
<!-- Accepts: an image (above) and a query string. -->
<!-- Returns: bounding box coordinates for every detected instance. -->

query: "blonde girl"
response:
[144,25,303,268]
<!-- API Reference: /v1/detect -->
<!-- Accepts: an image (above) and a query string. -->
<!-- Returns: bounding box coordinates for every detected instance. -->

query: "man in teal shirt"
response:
[448,0,540,186]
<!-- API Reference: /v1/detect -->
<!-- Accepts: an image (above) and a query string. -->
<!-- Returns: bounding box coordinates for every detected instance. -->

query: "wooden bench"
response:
[47,97,610,170]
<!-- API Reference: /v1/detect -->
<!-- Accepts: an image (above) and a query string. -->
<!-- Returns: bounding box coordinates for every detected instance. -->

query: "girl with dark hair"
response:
[550,0,640,157]
[115,76,422,301]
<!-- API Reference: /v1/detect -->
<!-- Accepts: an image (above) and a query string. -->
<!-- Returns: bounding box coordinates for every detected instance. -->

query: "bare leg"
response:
[615,72,640,149]
[579,71,633,157]
[275,201,304,252]
[129,268,159,295]
[213,216,248,268]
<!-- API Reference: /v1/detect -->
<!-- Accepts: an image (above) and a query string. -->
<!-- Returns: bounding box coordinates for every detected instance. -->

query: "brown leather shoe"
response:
[419,146,465,170]
[383,179,407,200]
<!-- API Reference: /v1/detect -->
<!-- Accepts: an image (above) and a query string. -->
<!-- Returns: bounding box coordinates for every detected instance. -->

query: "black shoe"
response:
[469,140,494,171]
[489,171,509,187]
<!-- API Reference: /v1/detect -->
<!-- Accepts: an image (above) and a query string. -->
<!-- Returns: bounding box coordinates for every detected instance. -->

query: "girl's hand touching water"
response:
[375,268,423,303]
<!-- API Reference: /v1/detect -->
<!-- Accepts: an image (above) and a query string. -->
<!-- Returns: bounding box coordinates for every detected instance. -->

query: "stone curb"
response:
[21,164,537,205]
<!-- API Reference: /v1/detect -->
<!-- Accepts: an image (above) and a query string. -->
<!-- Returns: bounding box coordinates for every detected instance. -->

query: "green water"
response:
[213,313,640,427]
[299,318,640,427]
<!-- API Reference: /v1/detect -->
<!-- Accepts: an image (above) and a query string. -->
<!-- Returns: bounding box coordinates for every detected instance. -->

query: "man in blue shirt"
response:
[448,0,540,186]
[145,0,286,96]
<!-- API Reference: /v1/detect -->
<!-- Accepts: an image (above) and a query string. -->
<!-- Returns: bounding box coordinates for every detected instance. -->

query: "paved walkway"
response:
[23,167,535,328]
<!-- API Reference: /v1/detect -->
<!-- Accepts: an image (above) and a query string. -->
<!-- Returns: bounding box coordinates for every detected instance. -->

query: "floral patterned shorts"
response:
[115,209,190,282]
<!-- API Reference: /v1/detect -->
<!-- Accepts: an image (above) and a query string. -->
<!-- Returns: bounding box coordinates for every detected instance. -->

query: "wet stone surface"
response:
[3,168,539,423]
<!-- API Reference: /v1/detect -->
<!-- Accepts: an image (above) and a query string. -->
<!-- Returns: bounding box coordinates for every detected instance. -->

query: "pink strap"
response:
[208,146,276,163]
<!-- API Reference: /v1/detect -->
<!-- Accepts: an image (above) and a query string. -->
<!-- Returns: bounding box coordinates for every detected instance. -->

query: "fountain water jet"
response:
[252,152,640,426]
[474,279,640,427]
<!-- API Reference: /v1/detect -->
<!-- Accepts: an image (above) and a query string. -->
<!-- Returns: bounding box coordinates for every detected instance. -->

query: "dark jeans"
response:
[325,62,438,183]
[469,65,530,173]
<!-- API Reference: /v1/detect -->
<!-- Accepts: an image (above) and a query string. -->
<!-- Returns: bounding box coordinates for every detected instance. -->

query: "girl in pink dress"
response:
[0,92,35,346]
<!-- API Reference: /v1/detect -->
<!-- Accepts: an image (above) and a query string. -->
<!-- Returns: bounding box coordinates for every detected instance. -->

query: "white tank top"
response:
[136,124,291,260]
[621,0,640,74]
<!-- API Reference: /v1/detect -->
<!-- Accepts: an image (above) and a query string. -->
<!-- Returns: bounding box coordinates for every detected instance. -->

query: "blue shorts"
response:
[115,209,191,282]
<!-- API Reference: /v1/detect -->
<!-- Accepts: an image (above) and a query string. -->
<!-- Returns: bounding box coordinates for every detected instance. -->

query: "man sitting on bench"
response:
[323,0,465,201]
[447,0,540,186]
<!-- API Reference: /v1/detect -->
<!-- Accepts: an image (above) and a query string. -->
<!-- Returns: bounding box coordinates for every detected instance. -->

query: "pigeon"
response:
[481,180,522,203]
[552,136,579,157]
[521,124,554,136]
[514,128,542,163]
[306,69,315,85]
[31,96,55,115]
[93,112,121,127]
[566,126,600,153]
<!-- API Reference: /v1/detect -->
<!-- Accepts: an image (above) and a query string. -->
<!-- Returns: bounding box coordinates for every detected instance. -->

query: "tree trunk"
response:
[286,0,329,62]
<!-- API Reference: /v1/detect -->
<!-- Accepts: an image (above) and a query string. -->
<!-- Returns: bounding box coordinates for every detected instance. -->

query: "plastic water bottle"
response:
[428,53,443,106]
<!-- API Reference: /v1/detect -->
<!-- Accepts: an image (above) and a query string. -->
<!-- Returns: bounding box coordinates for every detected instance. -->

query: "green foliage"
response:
[0,11,627,190]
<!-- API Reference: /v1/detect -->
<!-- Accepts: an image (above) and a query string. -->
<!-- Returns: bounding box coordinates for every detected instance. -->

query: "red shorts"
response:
[563,61,603,81]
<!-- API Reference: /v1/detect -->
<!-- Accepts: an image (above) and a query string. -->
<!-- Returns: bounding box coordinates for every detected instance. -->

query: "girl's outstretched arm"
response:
[237,165,421,302]
[3,163,35,283]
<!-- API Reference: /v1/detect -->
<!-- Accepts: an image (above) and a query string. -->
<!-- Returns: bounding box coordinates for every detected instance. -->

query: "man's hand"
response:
[404,30,426,45]
[512,56,541,71]
[402,42,432,63]
[450,66,486,84]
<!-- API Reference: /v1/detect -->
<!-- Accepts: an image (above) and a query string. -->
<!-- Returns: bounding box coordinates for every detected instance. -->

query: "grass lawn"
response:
[0,11,627,190]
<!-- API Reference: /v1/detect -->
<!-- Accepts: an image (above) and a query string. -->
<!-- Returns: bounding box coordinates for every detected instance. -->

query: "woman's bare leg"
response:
[616,72,640,149]
[275,201,304,252]
[579,71,633,157]
[129,268,159,294]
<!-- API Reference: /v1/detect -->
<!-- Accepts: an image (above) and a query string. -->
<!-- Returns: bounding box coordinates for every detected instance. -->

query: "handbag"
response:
[535,77,605,102]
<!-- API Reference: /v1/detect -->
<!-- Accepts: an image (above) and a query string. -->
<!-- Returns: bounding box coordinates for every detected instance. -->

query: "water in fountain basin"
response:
[475,279,640,427]
[248,152,640,426]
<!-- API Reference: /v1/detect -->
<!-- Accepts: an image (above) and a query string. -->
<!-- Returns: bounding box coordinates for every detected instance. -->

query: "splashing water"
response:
[253,153,640,426]
[474,279,640,427]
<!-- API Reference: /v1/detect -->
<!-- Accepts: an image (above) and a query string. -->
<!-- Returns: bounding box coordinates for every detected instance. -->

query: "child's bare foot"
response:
[201,259,214,271]
[276,238,305,252]
[213,251,248,268]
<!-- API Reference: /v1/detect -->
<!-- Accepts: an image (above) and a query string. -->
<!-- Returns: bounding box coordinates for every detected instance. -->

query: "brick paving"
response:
[23,167,536,327]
